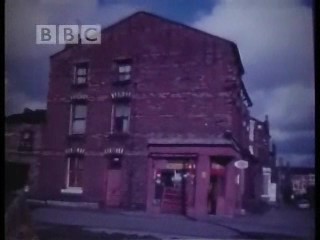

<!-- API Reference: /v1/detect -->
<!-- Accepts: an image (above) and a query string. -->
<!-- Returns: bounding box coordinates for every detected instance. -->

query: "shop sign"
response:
[234,160,248,169]
[166,163,183,169]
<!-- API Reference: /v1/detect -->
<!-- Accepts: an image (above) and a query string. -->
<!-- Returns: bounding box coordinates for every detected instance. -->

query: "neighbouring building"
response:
[277,165,314,206]
[35,12,272,219]
[5,108,46,193]
[243,116,278,210]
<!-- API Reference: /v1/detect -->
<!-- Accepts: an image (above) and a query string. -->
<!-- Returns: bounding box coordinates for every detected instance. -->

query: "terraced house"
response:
[35,12,274,219]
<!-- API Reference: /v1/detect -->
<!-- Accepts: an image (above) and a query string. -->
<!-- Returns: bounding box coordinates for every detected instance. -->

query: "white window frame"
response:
[73,63,88,85]
[61,157,83,194]
[111,103,131,133]
[249,145,254,155]
[249,120,255,141]
[69,103,87,135]
[117,62,132,82]
[261,172,271,197]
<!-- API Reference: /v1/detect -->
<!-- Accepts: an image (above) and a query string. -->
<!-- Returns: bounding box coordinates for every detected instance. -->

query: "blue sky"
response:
[5,0,314,167]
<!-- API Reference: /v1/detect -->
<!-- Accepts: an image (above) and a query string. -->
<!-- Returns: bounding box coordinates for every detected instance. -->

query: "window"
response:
[74,63,88,85]
[18,130,34,151]
[308,174,315,185]
[262,173,270,195]
[66,157,83,188]
[249,145,254,155]
[70,104,87,134]
[112,104,130,133]
[117,61,132,82]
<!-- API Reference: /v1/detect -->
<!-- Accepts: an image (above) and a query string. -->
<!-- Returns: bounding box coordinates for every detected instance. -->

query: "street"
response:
[30,205,314,240]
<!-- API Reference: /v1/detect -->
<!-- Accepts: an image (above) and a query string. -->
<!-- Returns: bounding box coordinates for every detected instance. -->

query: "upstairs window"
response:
[112,104,130,133]
[18,130,34,151]
[70,104,87,135]
[74,63,88,85]
[115,59,132,82]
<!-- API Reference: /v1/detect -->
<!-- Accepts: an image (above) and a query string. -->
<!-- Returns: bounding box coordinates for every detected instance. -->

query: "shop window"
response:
[18,130,34,151]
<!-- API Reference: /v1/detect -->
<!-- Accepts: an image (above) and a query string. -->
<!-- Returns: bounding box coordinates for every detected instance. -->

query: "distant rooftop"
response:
[6,108,46,124]
[278,166,315,174]
[148,136,233,145]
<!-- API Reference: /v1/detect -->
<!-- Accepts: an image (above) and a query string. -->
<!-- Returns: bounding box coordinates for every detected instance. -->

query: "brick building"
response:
[5,108,46,192]
[277,165,314,206]
[36,12,267,218]
[245,116,277,205]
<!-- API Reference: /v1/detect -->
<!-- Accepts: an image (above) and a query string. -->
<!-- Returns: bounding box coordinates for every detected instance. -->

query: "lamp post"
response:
[234,160,248,214]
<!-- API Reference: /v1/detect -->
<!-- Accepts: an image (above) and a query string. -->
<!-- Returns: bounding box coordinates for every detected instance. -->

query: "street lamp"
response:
[234,160,249,215]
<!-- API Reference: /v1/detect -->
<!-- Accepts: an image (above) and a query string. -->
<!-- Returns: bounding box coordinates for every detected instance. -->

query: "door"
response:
[208,176,218,214]
[153,160,195,214]
[106,170,122,207]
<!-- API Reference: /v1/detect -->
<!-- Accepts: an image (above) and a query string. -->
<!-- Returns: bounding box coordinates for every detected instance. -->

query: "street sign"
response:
[234,160,248,169]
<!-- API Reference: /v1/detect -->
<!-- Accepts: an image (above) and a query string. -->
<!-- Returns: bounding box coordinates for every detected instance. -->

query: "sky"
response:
[5,0,314,167]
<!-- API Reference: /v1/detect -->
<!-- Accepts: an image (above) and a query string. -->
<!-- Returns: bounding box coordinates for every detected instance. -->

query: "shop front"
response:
[146,144,243,219]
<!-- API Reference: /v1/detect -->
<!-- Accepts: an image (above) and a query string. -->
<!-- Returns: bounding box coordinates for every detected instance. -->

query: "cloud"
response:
[6,91,47,114]
[278,153,314,167]
[193,0,314,166]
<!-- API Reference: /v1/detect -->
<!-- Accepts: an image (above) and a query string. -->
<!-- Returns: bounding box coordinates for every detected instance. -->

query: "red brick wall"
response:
[39,13,249,207]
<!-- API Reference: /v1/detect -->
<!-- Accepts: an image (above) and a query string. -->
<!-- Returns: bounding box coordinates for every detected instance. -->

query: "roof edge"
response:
[50,11,243,65]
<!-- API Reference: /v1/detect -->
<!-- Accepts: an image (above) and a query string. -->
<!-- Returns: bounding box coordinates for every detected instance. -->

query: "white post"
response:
[240,168,245,214]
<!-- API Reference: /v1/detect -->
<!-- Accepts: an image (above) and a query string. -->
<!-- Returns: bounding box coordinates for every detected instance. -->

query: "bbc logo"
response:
[36,25,101,45]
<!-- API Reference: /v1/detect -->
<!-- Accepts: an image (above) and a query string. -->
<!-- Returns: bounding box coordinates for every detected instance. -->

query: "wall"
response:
[5,122,44,192]
[39,12,249,208]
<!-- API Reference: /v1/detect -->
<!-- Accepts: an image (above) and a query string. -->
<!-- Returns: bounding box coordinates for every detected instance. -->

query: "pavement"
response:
[30,205,315,239]
[207,206,315,239]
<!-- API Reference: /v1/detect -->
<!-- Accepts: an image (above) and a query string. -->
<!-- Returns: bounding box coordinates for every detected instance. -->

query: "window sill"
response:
[17,147,34,152]
[261,194,270,198]
[67,134,86,140]
[17,150,35,154]
[112,79,131,85]
[61,188,83,194]
[108,132,130,138]
[71,83,88,88]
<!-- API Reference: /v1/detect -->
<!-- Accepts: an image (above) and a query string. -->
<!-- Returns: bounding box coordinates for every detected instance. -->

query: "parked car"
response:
[296,199,310,209]
[294,194,310,209]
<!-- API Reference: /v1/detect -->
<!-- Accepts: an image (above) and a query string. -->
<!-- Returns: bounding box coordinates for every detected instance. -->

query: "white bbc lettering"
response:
[36,25,101,45]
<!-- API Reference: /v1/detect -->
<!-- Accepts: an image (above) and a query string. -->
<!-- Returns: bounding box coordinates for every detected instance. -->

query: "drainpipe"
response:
[181,160,187,215]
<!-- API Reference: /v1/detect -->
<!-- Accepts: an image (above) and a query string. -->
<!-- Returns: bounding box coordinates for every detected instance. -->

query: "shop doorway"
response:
[208,161,226,215]
[105,156,122,207]
[153,160,195,215]
[208,176,218,214]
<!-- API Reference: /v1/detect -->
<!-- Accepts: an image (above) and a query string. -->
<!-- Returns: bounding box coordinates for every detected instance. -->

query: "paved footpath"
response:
[31,207,241,239]
[207,206,315,239]
[31,206,314,239]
